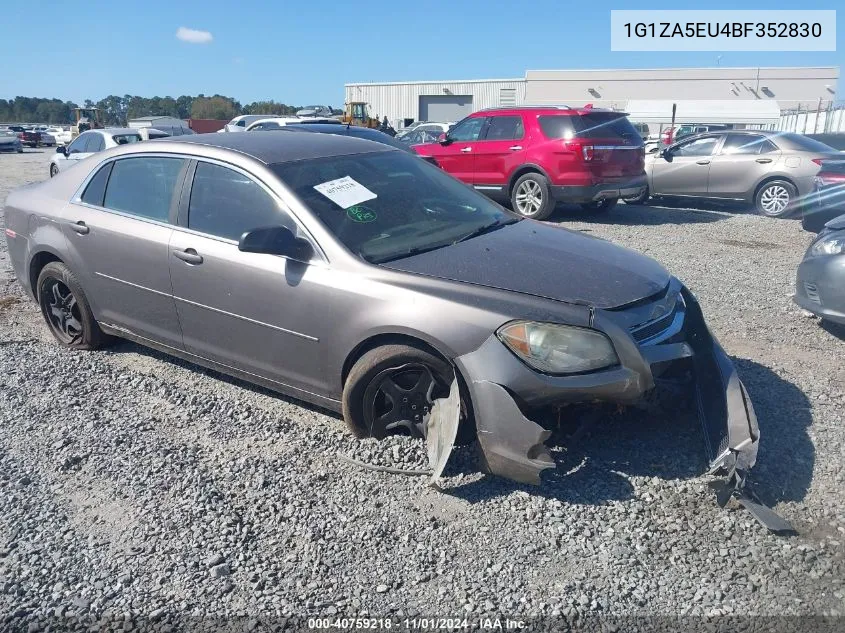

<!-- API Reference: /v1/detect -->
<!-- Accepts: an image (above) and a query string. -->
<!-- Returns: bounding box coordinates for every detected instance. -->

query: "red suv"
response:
[414,106,646,220]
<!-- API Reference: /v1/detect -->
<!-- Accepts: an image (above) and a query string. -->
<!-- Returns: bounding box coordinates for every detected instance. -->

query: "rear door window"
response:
[187,162,287,241]
[483,116,524,141]
[103,157,187,222]
[80,163,113,207]
[720,134,777,155]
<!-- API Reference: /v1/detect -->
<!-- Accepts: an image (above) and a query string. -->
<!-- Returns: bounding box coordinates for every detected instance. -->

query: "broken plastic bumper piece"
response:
[445,287,792,533]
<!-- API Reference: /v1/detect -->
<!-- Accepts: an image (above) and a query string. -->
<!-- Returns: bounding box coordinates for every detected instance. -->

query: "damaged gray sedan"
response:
[4,133,785,530]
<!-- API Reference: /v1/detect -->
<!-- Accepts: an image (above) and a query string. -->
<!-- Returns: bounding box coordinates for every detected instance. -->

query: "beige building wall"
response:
[524,67,839,111]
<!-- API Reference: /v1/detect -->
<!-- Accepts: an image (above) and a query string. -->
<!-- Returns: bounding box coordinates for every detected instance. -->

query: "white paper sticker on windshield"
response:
[313,176,377,209]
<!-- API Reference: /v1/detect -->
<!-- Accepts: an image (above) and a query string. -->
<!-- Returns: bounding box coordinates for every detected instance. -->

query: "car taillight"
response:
[811,158,824,166]
[564,140,594,161]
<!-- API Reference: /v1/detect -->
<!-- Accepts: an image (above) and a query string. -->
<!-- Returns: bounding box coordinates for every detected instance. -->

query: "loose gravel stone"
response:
[1,150,843,625]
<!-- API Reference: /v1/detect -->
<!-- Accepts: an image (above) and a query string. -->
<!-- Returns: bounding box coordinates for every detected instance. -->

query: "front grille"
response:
[804,282,821,305]
[629,295,685,344]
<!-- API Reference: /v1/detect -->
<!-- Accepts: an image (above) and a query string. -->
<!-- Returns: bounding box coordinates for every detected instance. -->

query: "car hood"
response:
[381,220,670,309]
[825,213,845,230]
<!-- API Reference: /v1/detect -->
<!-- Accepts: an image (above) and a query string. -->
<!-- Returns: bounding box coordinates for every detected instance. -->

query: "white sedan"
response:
[49,128,142,177]
[47,127,73,146]
[244,116,337,131]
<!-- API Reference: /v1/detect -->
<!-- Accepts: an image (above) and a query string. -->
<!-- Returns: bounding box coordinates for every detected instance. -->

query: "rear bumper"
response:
[794,253,845,324]
[551,175,648,204]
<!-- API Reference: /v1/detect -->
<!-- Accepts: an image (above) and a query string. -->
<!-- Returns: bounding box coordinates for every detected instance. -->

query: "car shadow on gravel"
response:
[549,202,730,227]
[819,320,845,341]
[444,357,814,510]
[102,340,343,419]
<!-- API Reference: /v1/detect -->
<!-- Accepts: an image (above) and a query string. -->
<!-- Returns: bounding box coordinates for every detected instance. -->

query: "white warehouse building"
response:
[345,66,839,126]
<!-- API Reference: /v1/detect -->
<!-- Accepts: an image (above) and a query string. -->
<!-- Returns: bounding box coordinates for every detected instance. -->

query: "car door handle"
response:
[696,160,711,165]
[756,158,773,164]
[508,146,523,151]
[173,248,203,265]
[70,221,89,235]
[460,147,472,153]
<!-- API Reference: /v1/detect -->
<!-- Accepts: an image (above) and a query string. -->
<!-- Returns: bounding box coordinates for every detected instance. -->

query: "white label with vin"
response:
[313,176,377,209]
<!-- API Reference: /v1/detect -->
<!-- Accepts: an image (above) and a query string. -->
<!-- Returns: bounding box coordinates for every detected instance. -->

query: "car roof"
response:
[159,130,396,164]
[280,124,415,152]
[87,127,140,136]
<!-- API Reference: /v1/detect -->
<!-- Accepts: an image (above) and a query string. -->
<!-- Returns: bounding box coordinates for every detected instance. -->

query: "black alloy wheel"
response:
[40,277,84,344]
[362,363,445,439]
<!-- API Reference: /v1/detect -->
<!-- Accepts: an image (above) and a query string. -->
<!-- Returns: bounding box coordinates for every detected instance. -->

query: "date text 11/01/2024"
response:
[308,618,527,630]
[623,22,822,38]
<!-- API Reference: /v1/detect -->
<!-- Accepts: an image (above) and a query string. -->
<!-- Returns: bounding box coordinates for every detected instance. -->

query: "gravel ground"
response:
[1,149,843,629]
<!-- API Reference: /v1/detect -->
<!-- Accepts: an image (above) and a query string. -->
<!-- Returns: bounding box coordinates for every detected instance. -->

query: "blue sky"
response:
[1,0,841,106]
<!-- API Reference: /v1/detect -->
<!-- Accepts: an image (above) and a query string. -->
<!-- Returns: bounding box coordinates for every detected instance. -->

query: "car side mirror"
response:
[238,226,313,261]
[438,133,450,145]
[56,146,67,155]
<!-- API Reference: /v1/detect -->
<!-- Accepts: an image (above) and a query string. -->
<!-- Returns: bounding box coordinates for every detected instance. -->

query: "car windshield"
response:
[0,130,14,137]
[112,134,141,144]
[271,150,518,263]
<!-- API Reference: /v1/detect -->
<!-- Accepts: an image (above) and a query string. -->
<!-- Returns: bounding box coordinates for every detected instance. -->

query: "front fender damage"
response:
[422,299,793,533]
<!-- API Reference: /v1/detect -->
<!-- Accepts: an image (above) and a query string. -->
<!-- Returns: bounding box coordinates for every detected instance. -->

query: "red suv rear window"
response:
[538,113,642,144]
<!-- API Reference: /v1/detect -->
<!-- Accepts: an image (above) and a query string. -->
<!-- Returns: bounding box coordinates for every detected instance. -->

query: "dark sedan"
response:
[0,129,23,153]
[3,132,786,530]
[801,158,845,232]
[265,123,416,154]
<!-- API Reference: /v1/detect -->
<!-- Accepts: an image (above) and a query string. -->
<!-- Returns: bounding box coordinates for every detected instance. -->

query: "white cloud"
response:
[176,27,213,44]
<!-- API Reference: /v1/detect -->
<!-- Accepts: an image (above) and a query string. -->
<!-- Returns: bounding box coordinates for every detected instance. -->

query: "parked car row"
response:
[403,106,840,223]
[0,124,72,147]
[219,114,338,133]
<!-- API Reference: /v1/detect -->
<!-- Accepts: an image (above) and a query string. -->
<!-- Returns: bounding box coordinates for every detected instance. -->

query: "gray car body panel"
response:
[794,226,845,325]
[4,133,785,529]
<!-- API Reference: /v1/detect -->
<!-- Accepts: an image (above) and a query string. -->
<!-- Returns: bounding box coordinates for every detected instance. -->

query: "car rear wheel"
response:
[511,173,555,220]
[581,198,619,213]
[343,344,461,440]
[37,262,104,350]
[755,180,796,218]
[49,164,59,177]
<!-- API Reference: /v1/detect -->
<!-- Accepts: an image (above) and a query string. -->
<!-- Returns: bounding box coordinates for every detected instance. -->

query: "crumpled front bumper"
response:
[443,285,791,532]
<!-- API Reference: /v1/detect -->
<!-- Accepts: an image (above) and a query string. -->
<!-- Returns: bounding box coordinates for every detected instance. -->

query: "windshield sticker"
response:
[347,205,377,223]
[313,176,377,209]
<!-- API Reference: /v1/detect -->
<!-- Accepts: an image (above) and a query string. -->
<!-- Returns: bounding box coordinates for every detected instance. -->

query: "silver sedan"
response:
[633,131,840,217]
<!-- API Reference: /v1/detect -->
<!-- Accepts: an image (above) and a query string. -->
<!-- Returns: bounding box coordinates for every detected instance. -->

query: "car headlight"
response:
[809,231,845,257]
[497,321,619,375]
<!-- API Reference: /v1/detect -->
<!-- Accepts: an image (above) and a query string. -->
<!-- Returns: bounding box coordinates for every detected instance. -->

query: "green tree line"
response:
[0,95,315,125]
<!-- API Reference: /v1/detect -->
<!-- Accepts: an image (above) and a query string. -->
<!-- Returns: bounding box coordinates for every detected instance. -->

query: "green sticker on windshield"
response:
[347,205,377,223]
